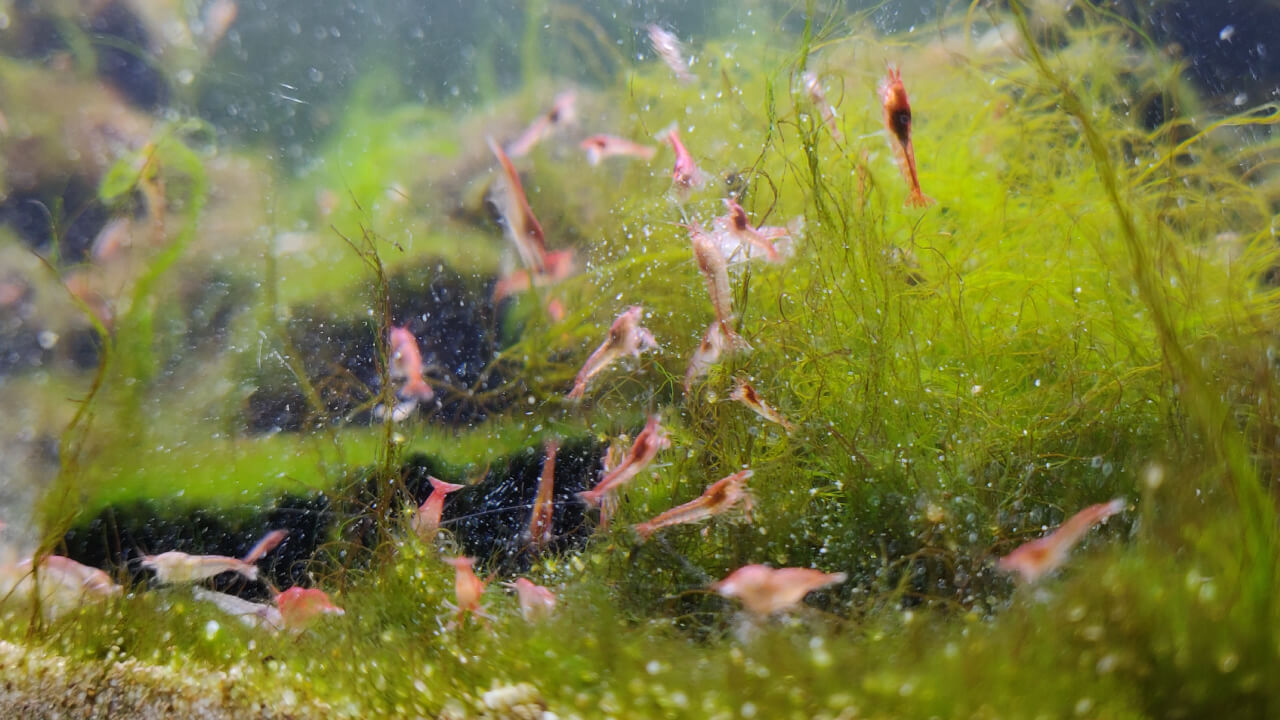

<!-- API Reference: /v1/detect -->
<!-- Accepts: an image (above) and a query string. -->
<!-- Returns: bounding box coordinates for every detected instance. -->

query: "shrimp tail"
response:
[722,322,752,352]
[403,378,435,402]
[241,529,288,564]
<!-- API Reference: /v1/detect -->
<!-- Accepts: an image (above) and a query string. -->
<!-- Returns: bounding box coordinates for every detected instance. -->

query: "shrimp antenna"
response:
[126,539,153,567]
[439,495,588,528]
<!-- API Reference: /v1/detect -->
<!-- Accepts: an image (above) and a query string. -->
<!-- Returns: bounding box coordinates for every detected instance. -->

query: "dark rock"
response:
[61,493,335,601]
[63,325,104,371]
[88,2,168,110]
[244,385,309,434]
[437,437,599,573]
[61,437,603,601]
[0,183,107,264]
[245,259,513,433]
[341,437,602,575]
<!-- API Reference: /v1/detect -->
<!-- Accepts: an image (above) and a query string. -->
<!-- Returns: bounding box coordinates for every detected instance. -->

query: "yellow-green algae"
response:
[5,2,1280,718]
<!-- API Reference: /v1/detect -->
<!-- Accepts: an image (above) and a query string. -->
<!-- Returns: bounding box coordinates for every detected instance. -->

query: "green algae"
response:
[5,1,1280,718]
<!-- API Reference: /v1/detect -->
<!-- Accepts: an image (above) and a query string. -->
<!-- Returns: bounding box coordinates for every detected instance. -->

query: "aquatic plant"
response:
[3,1,1280,717]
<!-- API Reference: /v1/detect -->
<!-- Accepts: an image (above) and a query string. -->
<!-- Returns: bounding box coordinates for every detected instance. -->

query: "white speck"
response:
[741,702,757,718]
[646,660,661,675]
[204,620,220,639]
[1220,25,1235,41]
[809,636,832,667]
[1233,93,1248,106]
[37,331,58,349]
[1218,651,1239,673]
[1143,463,1164,490]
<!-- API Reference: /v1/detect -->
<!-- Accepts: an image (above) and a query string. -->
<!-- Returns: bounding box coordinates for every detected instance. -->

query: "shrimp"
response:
[90,217,132,262]
[665,127,706,198]
[141,552,257,585]
[444,556,490,626]
[633,470,753,541]
[879,66,934,208]
[712,564,847,616]
[567,305,658,401]
[142,527,288,584]
[193,586,284,631]
[800,71,843,142]
[17,554,121,600]
[684,322,728,394]
[711,198,790,264]
[580,134,656,165]
[389,326,434,402]
[492,249,576,302]
[729,378,795,433]
[488,137,549,273]
[412,477,467,542]
[525,439,558,550]
[998,499,1126,583]
[194,585,344,632]
[507,91,577,158]
[275,586,345,630]
[200,0,238,55]
[690,225,750,351]
[507,578,557,622]
[647,25,695,84]
[578,415,670,508]
[141,529,286,585]
[595,439,626,530]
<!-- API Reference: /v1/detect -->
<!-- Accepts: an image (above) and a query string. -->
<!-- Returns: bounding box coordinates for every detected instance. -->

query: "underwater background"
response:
[1,0,1280,717]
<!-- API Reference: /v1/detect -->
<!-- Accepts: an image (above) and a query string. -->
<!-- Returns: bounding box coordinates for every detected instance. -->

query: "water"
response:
[1,1,1279,716]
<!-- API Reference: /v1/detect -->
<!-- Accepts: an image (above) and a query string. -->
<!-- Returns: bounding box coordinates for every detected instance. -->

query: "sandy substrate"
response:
[0,640,342,719]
